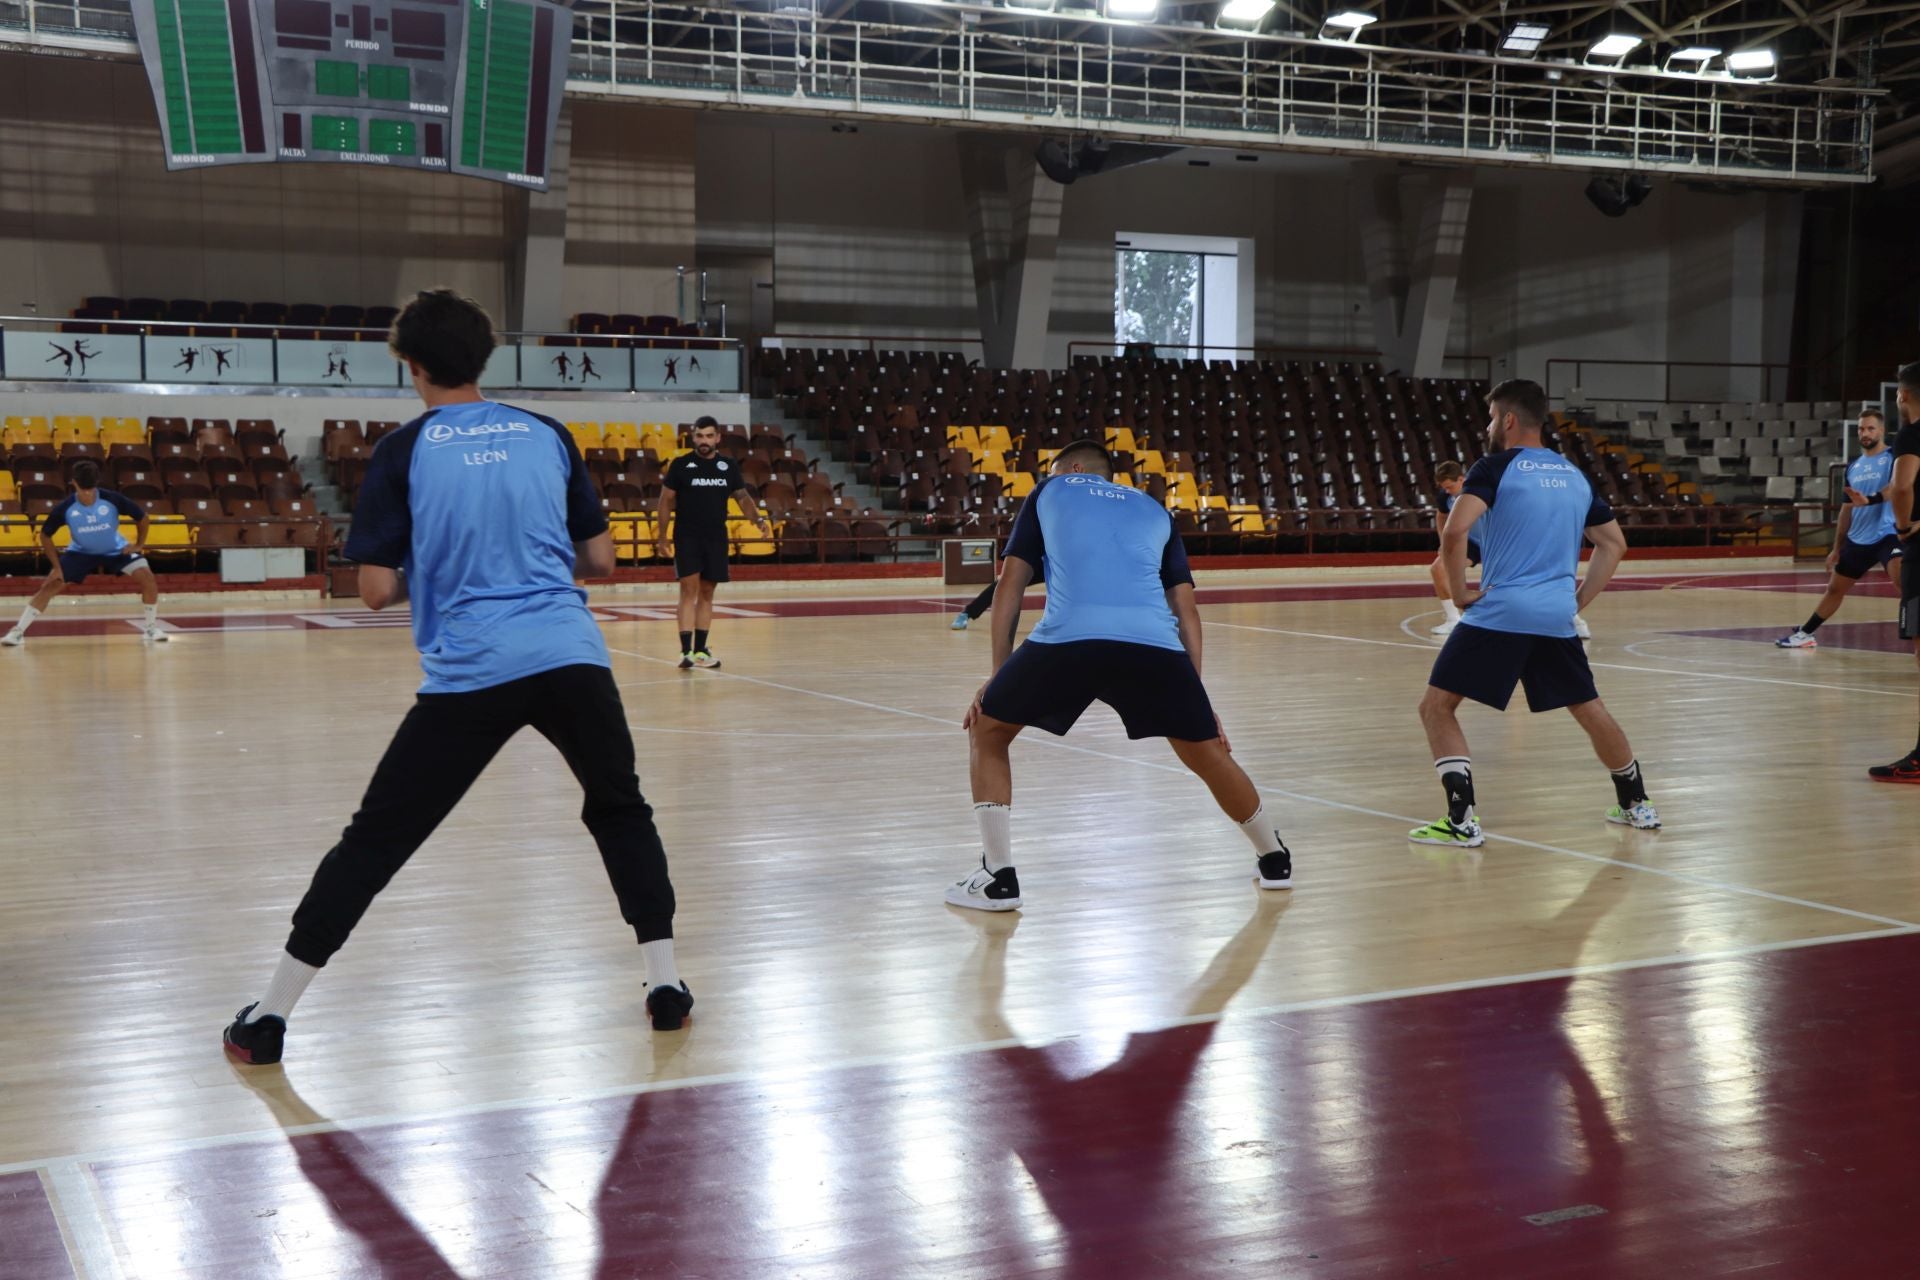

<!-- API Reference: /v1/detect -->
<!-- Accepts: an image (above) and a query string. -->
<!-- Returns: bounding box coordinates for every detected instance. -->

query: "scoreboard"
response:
[130,0,572,189]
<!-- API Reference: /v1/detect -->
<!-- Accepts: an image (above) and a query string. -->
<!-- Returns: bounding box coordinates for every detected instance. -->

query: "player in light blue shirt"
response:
[2,458,170,645]
[945,439,1295,913]
[1776,407,1904,648]
[1412,379,1660,849]
[225,289,690,1070]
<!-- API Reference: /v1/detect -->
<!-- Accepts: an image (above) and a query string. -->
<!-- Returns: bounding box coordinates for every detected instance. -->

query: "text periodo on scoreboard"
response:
[130,0,570,189]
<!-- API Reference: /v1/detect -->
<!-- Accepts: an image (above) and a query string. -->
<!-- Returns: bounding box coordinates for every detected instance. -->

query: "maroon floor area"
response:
[0,1170,74,1280]
[75,930,1920,1279]
[0,569,1834,639]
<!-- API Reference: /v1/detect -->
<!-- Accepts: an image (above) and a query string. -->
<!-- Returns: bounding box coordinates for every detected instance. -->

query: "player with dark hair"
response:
[3,459,168,646]
[655,415,770,669]
[1777,407,1904,648]
[947,438,1294,911]
[1870,364,1920,781]
[222,288,690,1066]
[1410,378,1658,848]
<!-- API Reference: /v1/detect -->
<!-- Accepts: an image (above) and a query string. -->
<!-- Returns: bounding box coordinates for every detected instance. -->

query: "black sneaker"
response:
[1255,846,1293,890]
[222,1003,286,1065]
[945,860,1022,911]
[646,982,694,1030]
[1869,753,1920,784]
[676,652,695,670]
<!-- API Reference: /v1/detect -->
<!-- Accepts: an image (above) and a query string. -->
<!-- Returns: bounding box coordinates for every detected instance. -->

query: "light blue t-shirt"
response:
[1456,448,1614,638]
[1002,475,1193,651]
[43,490,142,555]
[1846,450,1896,545]
[344,401,611,693]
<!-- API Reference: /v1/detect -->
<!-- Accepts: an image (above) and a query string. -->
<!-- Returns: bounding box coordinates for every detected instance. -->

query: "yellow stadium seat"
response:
[3,417,51,447]
[144,515,192,558]
[1167,472,1200,500]
[1133,449,1167,475]
[0,515,38,552]
[1105,426,1138,453]
[976,453,1009,476]
[0,473,15,502]
[608,514,657,564]
[567,422,603,451]
[604,422,642,452]
[1036,448,1059,469]
[99,420,145,447]
[730,518,776,558]
[1114,473,1136,488]
[1007,472,1037,499]
[977,426,1013,453]
[53,424,99,448]
[1228,509,1268,533]
[947,426,981,452]
[1200,494,1229,511]
[640,423,678,453]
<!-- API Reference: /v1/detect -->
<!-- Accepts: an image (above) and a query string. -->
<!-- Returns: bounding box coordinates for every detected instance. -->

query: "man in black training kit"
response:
[1871,362,1920,781]
[223,289,690,1067]
[656,416,771,669]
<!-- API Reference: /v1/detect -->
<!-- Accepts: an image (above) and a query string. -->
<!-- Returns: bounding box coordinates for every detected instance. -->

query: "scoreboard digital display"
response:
[131,0,571,188]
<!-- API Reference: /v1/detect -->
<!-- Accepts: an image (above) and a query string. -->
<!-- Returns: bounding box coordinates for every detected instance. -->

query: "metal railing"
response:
[1542,356,1847,408]
[1,0,1879,186]
[0,316,743,394]
[1067,341,1492,383]
[564,3,1878,185]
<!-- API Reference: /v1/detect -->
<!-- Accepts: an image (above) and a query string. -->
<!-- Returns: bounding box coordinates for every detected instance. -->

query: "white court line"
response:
[0,920,1908,1183]
[1211,620,1916,699]
[43,1161,126,1280]
[602,646,1917,931]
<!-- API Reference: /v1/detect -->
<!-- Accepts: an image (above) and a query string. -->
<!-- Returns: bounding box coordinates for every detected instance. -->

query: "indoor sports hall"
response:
[2,0,1917,1276]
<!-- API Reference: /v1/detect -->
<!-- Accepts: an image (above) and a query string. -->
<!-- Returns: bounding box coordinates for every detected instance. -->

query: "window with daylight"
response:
[1114,237,1241,361]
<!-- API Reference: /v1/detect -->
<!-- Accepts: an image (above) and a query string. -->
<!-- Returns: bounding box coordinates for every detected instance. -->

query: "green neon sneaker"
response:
[1606,800,1661,830]
[1408,816,1484,848]
[692,650,722,669]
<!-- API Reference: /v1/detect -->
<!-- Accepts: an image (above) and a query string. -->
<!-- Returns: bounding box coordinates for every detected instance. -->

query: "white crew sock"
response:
[1442,600,1462,622]
[1235,802,1283,855]
[142,603,158,630]
[641,938,681,991]
[11,604,41,634]
[250,952,321,1023]
[975,802,1013,871]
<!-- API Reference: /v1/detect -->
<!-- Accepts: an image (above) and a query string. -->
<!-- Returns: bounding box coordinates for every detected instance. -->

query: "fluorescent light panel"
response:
[1107,0,1157,15]
[1588,34,1642,58]
[1727,49,1776,70]
[1323,10,1376,28]
[1669,45,1720,61]
[1218,0,1274,21]
[1502,23,1549,52]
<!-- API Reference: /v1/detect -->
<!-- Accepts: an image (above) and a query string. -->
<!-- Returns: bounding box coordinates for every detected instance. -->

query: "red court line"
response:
[73,929,1920,1279]
[0,1170,73,1280]
[0,570,1829,639]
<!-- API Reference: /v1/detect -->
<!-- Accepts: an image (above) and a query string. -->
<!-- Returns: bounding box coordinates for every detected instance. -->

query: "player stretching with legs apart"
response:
[656,416,770,669]
[3,459,169,646]
[1778,407,1904,648]
[1870,364,1920,781]
[223,289,689,1067]
[948,440,1293,911]
[1410,379,1658,848]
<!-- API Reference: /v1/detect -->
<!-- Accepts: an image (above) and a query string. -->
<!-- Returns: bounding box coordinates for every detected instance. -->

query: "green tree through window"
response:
[1116,250,1202,355]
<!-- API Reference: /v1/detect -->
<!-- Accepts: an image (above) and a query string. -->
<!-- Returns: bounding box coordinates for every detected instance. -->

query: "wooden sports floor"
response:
[4,561,1920,1279]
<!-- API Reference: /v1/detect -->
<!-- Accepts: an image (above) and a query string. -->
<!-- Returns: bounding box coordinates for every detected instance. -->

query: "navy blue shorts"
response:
[1835,534,1902,581]
[59,551,148,583]
[979,639,1218,741]
[1428,622,1598,713]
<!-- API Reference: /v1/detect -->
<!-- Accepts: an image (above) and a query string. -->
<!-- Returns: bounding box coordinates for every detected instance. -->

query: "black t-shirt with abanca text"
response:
[665,451,746,534]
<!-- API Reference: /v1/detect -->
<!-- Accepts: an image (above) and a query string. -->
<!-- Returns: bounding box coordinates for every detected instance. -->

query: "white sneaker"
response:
[951,612,970,631]
[944,861,1022,911]
[1606,800,1661,830]
[0,628,22,647]
[143,626,171,643]
[1430,617,1458,637]
[1775,630,1816,649]
[1573,615,1592,640]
